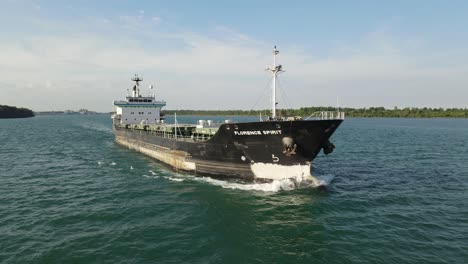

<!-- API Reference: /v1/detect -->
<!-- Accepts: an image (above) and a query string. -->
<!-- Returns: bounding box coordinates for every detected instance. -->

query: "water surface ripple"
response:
[1,115,467,263]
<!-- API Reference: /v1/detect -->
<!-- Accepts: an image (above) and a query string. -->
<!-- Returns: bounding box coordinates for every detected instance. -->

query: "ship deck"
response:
[115,123,219,141]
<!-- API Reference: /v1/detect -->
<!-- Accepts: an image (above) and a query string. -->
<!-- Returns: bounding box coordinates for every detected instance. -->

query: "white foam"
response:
[130,166,134,170]
[163,174,335,193]
[195,177,291,192]
[143,174,160,179]
[145,166,334,192]
[312,174,335,187]
[164,176,184,182]
[97,161,103,165]
[110,162,116,166]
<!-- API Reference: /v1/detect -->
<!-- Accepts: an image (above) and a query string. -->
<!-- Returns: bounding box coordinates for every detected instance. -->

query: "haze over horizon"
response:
[1,0,468,112]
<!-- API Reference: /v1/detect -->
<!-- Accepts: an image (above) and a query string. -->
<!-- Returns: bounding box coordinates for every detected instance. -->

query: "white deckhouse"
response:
[112,75,166,125]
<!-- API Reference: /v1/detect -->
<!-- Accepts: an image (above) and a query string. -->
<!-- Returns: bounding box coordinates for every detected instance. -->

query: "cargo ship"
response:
[112,47,344,185]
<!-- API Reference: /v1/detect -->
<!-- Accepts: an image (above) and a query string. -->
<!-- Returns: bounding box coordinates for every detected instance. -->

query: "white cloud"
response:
[151,16,161,24]
[0,15,467,111]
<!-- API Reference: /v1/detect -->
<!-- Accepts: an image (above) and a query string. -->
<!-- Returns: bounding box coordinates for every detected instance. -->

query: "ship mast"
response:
[266,46,284,119]
[131,74,143,97]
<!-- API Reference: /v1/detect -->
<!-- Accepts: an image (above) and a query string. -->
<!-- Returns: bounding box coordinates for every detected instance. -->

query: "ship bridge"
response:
[112,75,166,125]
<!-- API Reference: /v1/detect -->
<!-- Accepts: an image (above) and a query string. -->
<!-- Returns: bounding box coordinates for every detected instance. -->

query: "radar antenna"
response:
[131,74,143,97]
[131,74,143,83]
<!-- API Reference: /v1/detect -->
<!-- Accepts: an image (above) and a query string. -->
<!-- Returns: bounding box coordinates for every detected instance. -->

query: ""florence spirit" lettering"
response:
[233,130,282,136]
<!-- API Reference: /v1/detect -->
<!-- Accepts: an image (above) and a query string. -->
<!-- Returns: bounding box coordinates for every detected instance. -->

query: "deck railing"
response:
[305,111,345,120]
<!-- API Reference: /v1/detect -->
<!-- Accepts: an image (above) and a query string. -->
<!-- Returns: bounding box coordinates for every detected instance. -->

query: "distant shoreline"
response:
[0,105,34,119]
[164,107,468,118]
[30,106,468,118]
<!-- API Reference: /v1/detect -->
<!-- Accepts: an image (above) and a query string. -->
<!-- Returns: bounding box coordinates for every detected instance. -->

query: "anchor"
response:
[282,137,297,156]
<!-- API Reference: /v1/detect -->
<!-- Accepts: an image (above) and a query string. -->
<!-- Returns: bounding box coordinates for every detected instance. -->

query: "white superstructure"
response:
[112,74,166,125]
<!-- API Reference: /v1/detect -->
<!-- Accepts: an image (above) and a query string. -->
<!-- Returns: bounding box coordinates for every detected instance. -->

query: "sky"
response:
[1,0,468,112]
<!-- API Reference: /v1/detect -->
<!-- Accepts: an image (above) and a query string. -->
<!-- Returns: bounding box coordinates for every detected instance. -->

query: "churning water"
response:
[1,115,467,263]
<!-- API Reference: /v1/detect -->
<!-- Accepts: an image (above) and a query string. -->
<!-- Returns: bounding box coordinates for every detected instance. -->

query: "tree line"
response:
[167,107,468,118]
[0,105,35,118]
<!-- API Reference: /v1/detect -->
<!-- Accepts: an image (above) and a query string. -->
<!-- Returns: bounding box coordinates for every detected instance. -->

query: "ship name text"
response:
[233,130,282,136]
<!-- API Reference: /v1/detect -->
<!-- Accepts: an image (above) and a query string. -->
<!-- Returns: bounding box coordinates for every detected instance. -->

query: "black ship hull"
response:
[113,119,342,181]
